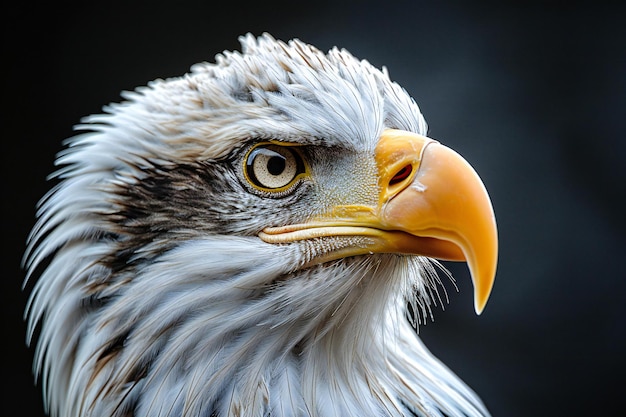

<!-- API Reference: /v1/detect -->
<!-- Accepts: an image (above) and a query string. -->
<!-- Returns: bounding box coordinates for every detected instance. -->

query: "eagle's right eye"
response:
[244,143,308,193]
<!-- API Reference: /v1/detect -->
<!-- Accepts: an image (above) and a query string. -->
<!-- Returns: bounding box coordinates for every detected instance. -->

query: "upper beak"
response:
[375,129,498,314]
[260,129,498,314]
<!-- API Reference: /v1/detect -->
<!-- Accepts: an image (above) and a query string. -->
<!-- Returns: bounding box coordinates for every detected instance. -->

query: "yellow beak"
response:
[260,129,498,314]
[375,129,498,314]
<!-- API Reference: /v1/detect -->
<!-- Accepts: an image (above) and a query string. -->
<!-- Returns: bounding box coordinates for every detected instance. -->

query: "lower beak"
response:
[260,129,498,314]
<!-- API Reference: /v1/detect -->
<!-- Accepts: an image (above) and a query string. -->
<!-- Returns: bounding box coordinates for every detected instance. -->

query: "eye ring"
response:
[243,142,308,193]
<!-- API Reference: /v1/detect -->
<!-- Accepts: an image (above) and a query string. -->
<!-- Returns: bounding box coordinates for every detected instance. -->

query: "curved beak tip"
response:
[473,251,497,315]
[474,291,490,315]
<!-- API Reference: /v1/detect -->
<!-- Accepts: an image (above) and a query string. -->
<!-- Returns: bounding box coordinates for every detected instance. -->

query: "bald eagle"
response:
[24,33,498,417]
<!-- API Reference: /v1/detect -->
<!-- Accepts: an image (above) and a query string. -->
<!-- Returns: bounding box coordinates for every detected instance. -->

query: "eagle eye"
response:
[244,143,307,192]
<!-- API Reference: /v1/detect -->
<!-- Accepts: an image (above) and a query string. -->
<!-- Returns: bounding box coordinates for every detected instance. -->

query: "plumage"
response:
[24,33,498,417]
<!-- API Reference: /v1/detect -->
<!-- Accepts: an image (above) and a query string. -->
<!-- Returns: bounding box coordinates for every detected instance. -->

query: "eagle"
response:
[24,33,498,417]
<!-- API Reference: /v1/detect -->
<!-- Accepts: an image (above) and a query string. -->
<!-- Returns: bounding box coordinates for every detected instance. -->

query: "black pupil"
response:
[267,155,286,175]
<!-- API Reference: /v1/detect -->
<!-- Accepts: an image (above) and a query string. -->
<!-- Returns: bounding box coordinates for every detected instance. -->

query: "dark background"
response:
[4,1,625,416]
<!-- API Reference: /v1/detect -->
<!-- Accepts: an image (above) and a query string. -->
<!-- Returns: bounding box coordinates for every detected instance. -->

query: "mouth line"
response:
[258,223,465,264]
[258,223,390,244]
[259,224,419,270]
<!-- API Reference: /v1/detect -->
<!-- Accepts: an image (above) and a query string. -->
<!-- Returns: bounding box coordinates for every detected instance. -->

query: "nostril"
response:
[389,165,412,186]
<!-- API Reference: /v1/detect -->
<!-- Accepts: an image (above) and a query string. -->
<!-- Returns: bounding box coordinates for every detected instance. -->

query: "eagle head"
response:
[24,33,497,417]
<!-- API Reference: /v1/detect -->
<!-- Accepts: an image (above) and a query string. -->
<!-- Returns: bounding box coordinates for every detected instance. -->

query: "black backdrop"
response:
[4,2,625,416]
